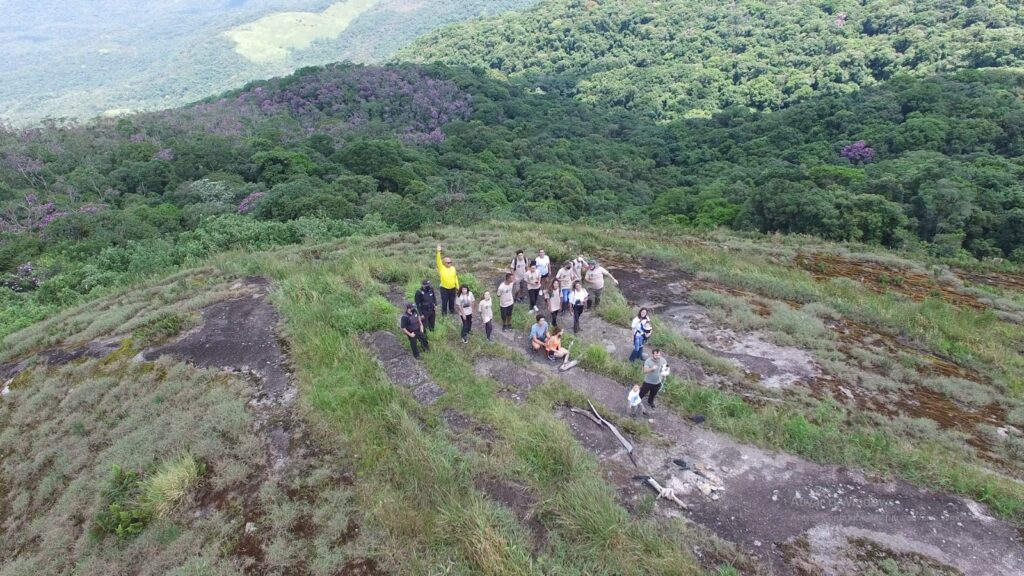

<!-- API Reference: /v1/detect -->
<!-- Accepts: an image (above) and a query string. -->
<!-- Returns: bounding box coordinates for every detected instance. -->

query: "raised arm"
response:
[436,245,443,273]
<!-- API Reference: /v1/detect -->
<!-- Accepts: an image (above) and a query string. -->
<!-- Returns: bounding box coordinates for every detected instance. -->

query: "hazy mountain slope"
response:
[0,0,539,124]
[398,0,1024,120]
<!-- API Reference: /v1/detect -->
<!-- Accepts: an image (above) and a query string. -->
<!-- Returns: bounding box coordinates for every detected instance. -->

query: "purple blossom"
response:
[834,12,847,28]
[237,192,265,214]
[841,140,876,165]
[78,203,107,214]
[129,133,147,143]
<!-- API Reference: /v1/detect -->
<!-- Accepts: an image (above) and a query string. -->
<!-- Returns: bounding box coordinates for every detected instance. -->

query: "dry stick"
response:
[587,400,637,467]
[635,475,690,510]
[569,406,603,426]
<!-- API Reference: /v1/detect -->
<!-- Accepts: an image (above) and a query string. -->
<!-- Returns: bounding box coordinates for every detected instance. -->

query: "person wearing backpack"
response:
[400,303,429,359]
[415,279,437,332]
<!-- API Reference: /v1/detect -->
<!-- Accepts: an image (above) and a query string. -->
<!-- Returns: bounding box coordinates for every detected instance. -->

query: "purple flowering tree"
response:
[237,192,265,214]
[841,140,876,165]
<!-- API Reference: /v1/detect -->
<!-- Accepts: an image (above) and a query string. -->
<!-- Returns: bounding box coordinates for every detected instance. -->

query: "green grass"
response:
[222,245,703,575]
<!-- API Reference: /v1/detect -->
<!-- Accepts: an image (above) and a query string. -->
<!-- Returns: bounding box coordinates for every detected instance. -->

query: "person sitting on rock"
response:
[545,326,571,368]
[530,314,549,351]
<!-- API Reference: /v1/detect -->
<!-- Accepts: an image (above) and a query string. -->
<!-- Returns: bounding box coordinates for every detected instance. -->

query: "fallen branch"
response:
[634,475,689,510]
[588,400,636,466]
[569,406,602,426]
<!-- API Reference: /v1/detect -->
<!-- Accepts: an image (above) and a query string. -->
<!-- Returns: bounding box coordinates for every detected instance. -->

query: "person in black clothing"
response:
[400,304,429,359]
[414,279,437,332]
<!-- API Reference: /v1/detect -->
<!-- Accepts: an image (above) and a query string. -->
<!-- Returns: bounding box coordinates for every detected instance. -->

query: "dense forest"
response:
[2,61,1024,336]
[401,0,1024,121]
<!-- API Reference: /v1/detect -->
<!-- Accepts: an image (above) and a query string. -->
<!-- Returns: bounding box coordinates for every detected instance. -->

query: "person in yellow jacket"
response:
[436,244,460,316]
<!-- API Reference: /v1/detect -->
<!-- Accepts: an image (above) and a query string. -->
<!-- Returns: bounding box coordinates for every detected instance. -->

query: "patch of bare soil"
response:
[796,253,987,311]
[956,268,1024,293]
[474,475,548,552]
[361,331,445,405]
[488,330,1024,576]
[474,357,546,404]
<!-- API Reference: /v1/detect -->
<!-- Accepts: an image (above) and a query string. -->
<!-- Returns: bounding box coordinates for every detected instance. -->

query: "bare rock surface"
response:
[361,330,444,406]
[485,309,1024,576]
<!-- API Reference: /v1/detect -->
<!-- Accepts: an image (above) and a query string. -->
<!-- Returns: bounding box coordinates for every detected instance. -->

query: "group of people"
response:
[398,244,669,413]
[502,248,620,334]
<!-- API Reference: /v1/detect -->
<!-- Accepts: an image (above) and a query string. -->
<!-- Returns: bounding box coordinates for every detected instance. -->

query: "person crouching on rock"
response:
[415,279,437,332]
[401,304,429,359]
[545,326,571,369]
[530,314,549,352]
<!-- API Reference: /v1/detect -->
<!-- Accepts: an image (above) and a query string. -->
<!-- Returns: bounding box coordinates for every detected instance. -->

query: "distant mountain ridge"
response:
[0,0,539,125]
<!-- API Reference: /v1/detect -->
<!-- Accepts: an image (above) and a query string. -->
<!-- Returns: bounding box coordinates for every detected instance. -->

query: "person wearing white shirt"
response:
[568,280,589,333]
[535,250,551,279]
[629,308,653,362]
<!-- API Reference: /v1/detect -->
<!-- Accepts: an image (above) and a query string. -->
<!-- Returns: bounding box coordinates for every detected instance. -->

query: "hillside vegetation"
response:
[0,0,538,124]
[3,63,1024,340]
[2,223,1023,574]
[401,0,1024,120]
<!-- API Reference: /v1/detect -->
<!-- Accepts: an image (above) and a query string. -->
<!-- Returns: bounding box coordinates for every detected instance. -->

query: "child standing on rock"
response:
[628,384,642,417]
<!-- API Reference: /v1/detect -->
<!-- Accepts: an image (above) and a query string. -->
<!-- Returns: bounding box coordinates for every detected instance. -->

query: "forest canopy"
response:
[400,0,1024,121]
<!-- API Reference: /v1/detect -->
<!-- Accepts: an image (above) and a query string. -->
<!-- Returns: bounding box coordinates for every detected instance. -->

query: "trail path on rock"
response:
[482,312,1024,576]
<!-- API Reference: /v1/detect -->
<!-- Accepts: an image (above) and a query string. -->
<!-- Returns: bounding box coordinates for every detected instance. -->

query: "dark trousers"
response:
[572,303,584,333]
[407,332,429,358]
[628,332,644,362]
[461,315,473,339]
[440,288,457,315]
[639,381,662,408]
[484,320,493,340]
[528,288,540,309]
[550,309,559,327]
[422,309,436,331]
[500,305,513,328]
[587,288,603,309]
